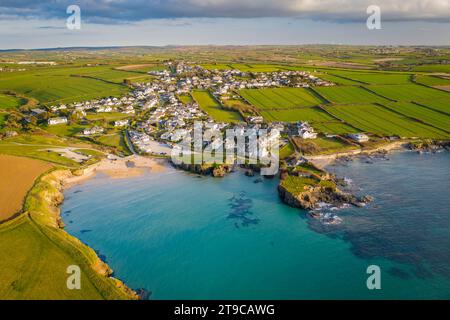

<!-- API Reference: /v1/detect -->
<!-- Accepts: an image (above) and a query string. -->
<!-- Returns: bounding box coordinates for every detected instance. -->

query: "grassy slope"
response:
[0,168,135,300]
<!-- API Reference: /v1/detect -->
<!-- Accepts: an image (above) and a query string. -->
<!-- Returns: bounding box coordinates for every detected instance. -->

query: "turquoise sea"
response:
[62,151,450,299]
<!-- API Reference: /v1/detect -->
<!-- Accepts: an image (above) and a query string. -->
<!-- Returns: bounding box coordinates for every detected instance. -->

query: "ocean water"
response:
[62,151,450,299]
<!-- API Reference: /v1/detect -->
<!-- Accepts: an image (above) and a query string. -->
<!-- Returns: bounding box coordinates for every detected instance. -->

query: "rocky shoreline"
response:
[405,140,450,153]
[171,162,233,177]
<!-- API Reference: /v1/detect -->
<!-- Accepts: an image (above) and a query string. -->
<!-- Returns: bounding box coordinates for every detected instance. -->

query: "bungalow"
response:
[48,117,68,126]
[348,133,369,143]
[247,116,264,124]
[31,108,46,117]
[114,119,129,127]
[96,106,113,113]
[83,126,104,136]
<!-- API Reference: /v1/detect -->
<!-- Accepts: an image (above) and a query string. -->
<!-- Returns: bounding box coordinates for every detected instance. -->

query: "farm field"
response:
[229,64,288,72]
[259,107,334,122]
[315,73,362,85]
[0,93,24,109]
[367,84,450,102]
[239,88,324,110]
[414,75,450,87]
[314,86,390,104]
[0,155,52,222]
[328,72,412,85]
[380,102,450,132]
[415,99,450,115]
[115,63,166,73]
[411,64,450,73]
[192,90,242,122]
[311,121,359,134]
[0,67,130,106]
[324,104,450,138]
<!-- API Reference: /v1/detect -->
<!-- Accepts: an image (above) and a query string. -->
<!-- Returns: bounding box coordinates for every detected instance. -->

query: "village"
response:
[31,62,368,165]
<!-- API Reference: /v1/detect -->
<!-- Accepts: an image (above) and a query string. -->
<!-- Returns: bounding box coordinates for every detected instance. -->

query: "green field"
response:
[0,66,130,106]
[259,107,334,122]
[192,90,242,122]
[414,75,450,87]
[367,84,450,102]
[315,73,362,85]
[97,132,131,155]
[86,112,131,122]
[239,88,324,110]
[0,93,24,109]
[44,124,89,137]
[230,64,288,72]
[328,72,412,85]
[292,136,358,155]
[412,64,450,73]
[380,102,450,132]
[325,104,449,138]
[311,121,359,134]
[178,94,193,104]
[314,86,390,104]
[415,99,450,115]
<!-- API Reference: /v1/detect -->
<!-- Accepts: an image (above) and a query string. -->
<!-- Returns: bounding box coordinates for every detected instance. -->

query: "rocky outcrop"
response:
[172,162,232,177]
[278,174,373,211]
[406,140,450,153]
[278,183,359,210]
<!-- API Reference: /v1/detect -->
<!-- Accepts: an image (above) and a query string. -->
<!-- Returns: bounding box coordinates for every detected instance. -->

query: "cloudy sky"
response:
[1,0,449,49]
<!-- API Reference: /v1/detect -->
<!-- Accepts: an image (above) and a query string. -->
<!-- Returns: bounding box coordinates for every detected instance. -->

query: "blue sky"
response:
[1,0,449,49]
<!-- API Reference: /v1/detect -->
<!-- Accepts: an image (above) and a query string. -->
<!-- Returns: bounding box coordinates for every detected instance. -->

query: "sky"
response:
[0,0,449,49]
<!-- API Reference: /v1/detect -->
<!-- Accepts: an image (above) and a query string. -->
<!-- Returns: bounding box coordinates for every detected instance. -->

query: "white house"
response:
[348,133,369,142]
[48,117,68,125]
[114,119,129,127]
[83,126,104,136]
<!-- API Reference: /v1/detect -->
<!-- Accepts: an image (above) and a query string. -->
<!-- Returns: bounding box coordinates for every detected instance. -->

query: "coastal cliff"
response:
[24,169,139,300]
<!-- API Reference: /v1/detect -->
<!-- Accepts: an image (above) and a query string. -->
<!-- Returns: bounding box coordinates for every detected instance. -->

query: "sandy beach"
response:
[64,155,168,187]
